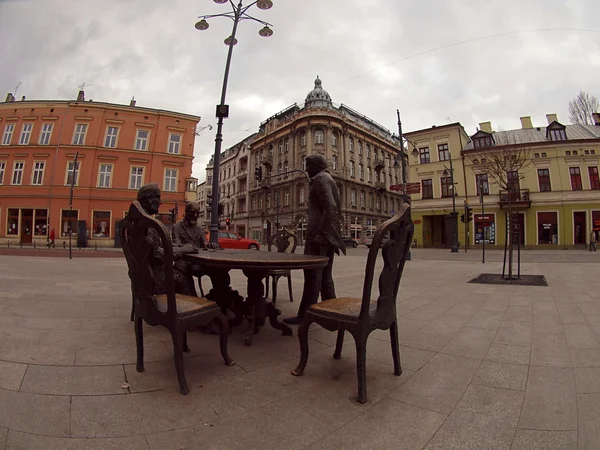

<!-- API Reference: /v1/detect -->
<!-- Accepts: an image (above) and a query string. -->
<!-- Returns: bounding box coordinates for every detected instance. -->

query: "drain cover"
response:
[469,273,548,287]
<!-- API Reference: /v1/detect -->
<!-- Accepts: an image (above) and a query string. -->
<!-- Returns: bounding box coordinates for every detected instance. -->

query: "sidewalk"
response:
[0,251,599,448]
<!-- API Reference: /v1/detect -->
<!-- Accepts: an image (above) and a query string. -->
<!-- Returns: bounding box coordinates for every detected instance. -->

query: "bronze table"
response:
[183,249,328,346]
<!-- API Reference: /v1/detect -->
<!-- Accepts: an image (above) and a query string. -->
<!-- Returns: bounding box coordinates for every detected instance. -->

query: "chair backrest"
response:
[268,227,298,254]
[359,203,414,321]
[120,201,177,321]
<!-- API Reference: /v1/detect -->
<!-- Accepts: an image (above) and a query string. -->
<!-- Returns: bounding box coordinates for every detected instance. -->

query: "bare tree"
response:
[465,133,532,279]
[569,90,599,125]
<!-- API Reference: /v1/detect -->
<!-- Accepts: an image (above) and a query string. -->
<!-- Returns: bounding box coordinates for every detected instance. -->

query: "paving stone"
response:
[0,327,47,343]
[586,315,600,334]
[511,430,577,450]
[0,341,76,365]
[504,306,533,323]
[573,367,600,393]
[519,366,577,431]
[18,317,82,330]
[466,310,505,329]
[530,333,571,367]
[440,326,496,359]
[494,326,532,346]
[557,306,587,324]
[0,427,6,449]
[0,361,27,391]
[74,342,172,365]
[532,300,559,316]
[20,364,127,395]
[400,331,454,352]
[473,360,529,391]
[5,430,150,450]
[569,348,600,367]
[80,318,132,330]
[485,344,531,365]
[0,388,70,437]
[305,398,446,450]
[425,385,523,449]
[390,353,481,414]
[43,329,120,346]
[577,302,600,315]
[532,315,564,335]
[71,389,217,438]
[562,324,600,349]
[577,393,600,449]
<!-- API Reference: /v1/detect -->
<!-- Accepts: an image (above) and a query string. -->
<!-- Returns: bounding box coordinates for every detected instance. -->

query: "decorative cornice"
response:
[163,160,184,167]
[13,153,28,157]
[33,153,51,157]
[42,116,59,120]
[66,153,85,158]
[135,122,154,128]
[105,119,125,124]
[128,157,149,163]
[22,116,38,120]
[74,116,93,121]
[6,117,18,121]
[167,126,186,132]
[98,156,118,160]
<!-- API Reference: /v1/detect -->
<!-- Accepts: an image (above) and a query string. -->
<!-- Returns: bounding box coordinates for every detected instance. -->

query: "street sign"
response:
[405,182,421,194]
[389,184,403,191]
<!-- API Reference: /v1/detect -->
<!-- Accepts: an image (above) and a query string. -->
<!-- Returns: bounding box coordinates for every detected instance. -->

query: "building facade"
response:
[407,113,600,249]
[0,91,200,247]
[224,77,405,244]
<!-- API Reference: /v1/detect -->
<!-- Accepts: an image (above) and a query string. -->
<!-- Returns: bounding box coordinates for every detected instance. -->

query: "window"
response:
[164,168,177,192]
[474,136,493,148]
[541,152,547,157]
[207,175,212,185]
[7,209,18,235]
[34,210,48,236]
[135,129,149,150]
[573,150,578,156]
[299,186,305,204]
[351,189,356,206]
[66,161,80,186]
[2,124,14,145]
[39,123,53,145]
[565,151,571,156]
[332,133,337,147]
[366,144,370,159]
[419,147,430,164]
[12,161,24,185]
[358,141,363,155]
[538,212,558,244]
[168,134,181,154]
[0,161,5,185]
[359,164,363,180]
[441,176,453,198]
[360,191,365,207]
[549,129,567,141]
[438,143,450,161]
[570,167,582,190]
[367,167,371,182]
[19,123,33,145]
[284,161,288,173]
[537,169,551,192]
[61,209,79,237]
[104,126,118,148]
[72,123,88,145]
[32,161,45,185]
[98,164,113,188]
[349,161,355,177]
[476,174,489,195]
[277,163,282,175]
[332,155,338,171]
[284,137,289,152]
[284,189,290,206]
[422,179,433,199]
[302,156,306,171]
[259,197,263,210]
[315,130,324,144]
[278,140,283,154]
[349,138,354,152]
[534,153,539,158]
[589,167,600,190]
[92,211,111,237]
[129,166,144,189]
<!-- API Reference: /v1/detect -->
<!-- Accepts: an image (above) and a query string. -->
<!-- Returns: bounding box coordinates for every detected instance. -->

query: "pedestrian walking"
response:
[49,228,55,248]
[590,231,597,252]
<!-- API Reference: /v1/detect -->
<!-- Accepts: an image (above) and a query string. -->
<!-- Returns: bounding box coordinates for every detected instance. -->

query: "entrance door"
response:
[574,211,586,246]
[511,212,525,245]
[21,209,33,244]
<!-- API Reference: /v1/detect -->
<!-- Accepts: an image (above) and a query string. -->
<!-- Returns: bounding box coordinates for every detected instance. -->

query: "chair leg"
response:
[291,318,312,376]
[183,329,191,353]
[272,276,278,305]
[170,328,189,395]
[355,336,368,404]
[333,329,345,360]
[287,274,293,302]
[130,294,135,322]
[199,276,205,298]
[265,275,270,299]
[390,321,402,376]
[135,317,144,372]
[214,316,235,366]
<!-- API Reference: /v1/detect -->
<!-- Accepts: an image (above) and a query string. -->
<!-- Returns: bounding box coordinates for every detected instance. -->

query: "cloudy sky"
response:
[1,0,599,180]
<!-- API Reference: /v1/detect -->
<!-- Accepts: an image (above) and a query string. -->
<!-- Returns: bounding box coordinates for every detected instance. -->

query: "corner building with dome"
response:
[234,77,404,244]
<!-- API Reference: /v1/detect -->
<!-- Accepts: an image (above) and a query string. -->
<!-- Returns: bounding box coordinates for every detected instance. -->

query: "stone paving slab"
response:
[0,250,600,448]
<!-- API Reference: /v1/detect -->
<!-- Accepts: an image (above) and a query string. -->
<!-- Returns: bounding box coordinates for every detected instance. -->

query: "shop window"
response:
[475,214,495,245]
[34,209,48,236]
[7,208,19,235]
[538,212,558,244]
[92,211,111,237]
[61,210,79,237]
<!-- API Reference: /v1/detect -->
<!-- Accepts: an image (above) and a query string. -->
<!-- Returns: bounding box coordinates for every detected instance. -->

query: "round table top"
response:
[183,249,329,271]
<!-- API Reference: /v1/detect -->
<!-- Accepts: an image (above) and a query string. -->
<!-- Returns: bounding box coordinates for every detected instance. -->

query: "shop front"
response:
[592,210,600,243]
[537,211,559,245]
[474,214,496,245]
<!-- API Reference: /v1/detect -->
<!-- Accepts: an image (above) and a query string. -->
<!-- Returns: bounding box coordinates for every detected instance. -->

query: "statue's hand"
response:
[181,244,197,254]
[206,242,220,250]
[313,233,325,245]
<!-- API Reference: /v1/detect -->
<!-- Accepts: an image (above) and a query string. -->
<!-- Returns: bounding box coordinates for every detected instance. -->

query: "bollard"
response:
[63,241,66,249]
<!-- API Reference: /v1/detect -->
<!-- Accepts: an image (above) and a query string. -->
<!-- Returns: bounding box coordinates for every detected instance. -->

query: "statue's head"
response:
[137,183,161,215]
[305,153,327,178]
[184,201,201,226]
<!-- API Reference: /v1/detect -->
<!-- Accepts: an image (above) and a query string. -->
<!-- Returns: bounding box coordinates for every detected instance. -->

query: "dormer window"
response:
[473,136,493,148]
[546,122,567,141]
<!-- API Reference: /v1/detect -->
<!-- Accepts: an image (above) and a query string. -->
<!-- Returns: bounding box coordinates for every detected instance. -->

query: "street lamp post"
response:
[443,156,459,253]
[195,0,274,245]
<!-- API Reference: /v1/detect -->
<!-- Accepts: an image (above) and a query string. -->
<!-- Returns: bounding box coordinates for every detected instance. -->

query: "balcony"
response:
[375,181,387,193]
[374,157,386,171]
[235,190,247,198]
[499,189,531,209]
[262,154,273,167]
[236,168,248,178]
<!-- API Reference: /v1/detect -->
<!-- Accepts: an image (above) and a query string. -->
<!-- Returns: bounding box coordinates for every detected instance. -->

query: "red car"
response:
[205,231,260,250]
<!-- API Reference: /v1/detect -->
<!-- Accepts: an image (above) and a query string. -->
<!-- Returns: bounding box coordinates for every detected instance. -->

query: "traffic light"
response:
[460,214,465,223]
[168,202,178,223]
[226,218,230,226]
[254,166,262,182]
[465,205,473,223]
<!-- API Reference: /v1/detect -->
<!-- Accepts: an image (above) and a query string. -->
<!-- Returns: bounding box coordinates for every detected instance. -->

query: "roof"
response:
[463,124,600,150]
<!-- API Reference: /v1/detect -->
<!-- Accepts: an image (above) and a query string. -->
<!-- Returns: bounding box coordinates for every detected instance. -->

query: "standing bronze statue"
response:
[284,154,346,325]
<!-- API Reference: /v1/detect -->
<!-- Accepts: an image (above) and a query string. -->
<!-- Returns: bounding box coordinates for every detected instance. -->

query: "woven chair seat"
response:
[310,297,376,321]
[155,294,219,315]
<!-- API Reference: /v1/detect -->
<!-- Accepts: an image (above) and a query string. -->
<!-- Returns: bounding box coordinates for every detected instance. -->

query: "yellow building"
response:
[407,113,600,249]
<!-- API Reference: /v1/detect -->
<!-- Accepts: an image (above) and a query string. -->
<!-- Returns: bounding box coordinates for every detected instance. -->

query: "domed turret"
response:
[304,75,332,108]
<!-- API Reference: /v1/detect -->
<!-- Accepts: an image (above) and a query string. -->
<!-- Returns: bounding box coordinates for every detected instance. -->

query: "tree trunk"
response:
[507,202,513,279]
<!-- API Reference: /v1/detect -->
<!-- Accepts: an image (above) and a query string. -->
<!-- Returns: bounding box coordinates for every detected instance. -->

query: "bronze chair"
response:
[291,204,413,403]
[265,228,298,304]
[121,201,234,395]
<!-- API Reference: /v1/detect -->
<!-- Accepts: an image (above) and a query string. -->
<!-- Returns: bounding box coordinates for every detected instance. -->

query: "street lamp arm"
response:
[198,12,238,21]
[239,13,273,26]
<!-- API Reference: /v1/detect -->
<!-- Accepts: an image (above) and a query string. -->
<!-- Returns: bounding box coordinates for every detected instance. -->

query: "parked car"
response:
[342,237,359,248]
[206,231,260,250]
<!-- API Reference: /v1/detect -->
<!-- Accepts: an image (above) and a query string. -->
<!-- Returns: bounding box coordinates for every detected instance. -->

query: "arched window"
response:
[301,132,307,147]
[268,144,274,156]
[284,161,288,173]
[284,137,289,152]
[278,140,283,154]
[315,129,324,144]
[332,132,337,147]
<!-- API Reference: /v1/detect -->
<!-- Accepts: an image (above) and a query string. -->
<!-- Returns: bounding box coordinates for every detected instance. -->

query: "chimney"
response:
[592,112,600,126]
[130,97,136,107]
[76,90,85,102]
[21,96,26,101]
[520,116,533,129]
[5,92,15,102]
[546,113,558,124]
[479,122,492,133]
